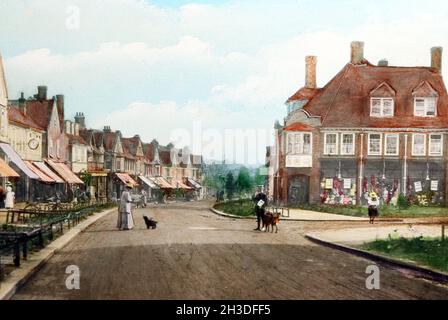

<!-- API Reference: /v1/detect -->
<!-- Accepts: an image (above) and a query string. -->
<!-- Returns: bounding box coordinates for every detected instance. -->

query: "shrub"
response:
[397,193,410,211]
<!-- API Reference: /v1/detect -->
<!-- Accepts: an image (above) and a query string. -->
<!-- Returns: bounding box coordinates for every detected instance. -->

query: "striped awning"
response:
[0,158,20,178]
[153,177,175,189]
[0,143,39,180]
[115,173,138,186]
[24,161,56,183]
[174,180,193,190]
[186,178,202,190]
[139,176,159,189]
[45,159,84,184]
[33,162,65,183]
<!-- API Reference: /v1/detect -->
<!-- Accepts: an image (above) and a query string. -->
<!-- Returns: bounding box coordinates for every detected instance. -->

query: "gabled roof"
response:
[66,133,88,145]
[23,98,62,130]
[121,136,143,160]
[159,145,172,166]
[283,122,315,132]
[286,87,321,104]
[301,62,448,128]
[142,140,161,165]
[8,106,45,131]
[103,130,123,154]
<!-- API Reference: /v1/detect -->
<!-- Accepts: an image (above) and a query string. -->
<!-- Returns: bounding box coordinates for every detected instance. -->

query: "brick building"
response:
[272,42,448,207]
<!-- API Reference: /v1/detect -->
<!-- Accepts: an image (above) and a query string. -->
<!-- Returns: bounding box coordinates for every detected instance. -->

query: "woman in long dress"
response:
[117,183,135,230]
[5,183,15,209]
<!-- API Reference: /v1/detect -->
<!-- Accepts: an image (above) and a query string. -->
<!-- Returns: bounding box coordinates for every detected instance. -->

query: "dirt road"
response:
[13,201,448,300]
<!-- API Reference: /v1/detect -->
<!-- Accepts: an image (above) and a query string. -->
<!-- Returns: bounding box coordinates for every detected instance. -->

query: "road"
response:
[13,201,448,300]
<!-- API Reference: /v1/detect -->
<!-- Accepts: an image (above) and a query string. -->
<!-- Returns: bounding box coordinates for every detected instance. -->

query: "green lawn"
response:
[214,199,256,217]
[296,204,448,218]
[360,237,448,273]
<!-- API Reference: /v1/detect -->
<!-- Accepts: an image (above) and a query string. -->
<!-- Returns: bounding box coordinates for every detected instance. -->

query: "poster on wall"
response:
[414,181,422,193]
[325,179,333,189]
[431,180,439,191]
[343,179,351,189]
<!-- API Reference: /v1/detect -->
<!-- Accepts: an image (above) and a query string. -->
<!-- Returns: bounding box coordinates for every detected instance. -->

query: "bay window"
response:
[385,134,399,156]
[370,98,394,117]
[368,134,382,156]
[340,133,355,155]
[324,133,338,155]
[286,132,312,155]
[414,97,437,117]
[429,134,443,156]
[412,134,426,156]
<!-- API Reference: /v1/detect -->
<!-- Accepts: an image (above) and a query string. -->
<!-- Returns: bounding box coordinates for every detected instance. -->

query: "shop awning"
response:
[174,180,193,190]
[0,158,20,178]
[186,178,202,190]
[0,143,39,180]
[153,177,175,189]
[33,162,65,183]
[115,173,138,186]
[24,161,56,183]
[45,159,84,184]
[139,176,159,189]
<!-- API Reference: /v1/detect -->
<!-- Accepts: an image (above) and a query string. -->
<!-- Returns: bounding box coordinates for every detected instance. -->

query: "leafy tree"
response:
[225,172,235,200]
[236,166,254,196]
[397,193,410,211]
[254,166,268,188]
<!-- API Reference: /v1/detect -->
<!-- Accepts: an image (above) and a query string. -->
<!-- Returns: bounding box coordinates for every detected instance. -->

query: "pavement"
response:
[0,207,116,300]
[10,201,448,300]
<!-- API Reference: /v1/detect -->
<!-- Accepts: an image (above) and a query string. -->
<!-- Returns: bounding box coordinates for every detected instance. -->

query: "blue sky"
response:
[1,0,448,164]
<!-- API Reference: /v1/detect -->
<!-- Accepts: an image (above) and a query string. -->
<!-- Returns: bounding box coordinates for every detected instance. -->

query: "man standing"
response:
[117,183,135,230]
[252,187,268,231]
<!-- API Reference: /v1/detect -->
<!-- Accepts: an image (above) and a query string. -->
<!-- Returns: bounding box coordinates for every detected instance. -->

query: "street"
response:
[13,201,448,300]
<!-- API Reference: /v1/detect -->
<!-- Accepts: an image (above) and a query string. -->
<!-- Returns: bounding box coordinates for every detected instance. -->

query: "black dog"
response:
[143,216,158,229]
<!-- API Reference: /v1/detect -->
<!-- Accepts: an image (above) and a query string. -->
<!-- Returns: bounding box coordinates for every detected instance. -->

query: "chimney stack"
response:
[104,126,111,132]
[75,112,86,129]
[18,92,26,114]
[431,47,443,74]
[37,86,47,100]
[350,41,365,64]
[305,56,317,89]
[378,59,389,67]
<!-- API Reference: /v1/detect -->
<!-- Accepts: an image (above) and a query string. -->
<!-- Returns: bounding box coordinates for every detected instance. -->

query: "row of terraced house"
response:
[0,52,205,205]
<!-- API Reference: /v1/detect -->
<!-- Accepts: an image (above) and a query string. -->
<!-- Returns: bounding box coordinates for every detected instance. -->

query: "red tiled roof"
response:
[8,107,45,131]
[103,131,119,153]
[66,133,87,145]
[159,146,172,166]
[301,62,448,128]
[286,87,321,103]
[283,122,315,131]
[121,136,142,159]
[23,99,63,130]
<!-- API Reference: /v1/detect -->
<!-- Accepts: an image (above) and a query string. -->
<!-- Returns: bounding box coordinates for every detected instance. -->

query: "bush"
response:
[397,194,410,211]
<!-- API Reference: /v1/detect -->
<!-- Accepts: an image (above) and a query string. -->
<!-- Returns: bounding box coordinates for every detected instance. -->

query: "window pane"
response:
[371,99,381,116]
[426,98,436,116]
[415,99,426,116]
[369,134,381,154]
[385,135,398,155]
[303,134,311,154]
[413,134,426,155]
[383,99,394,116]
[342,134,354,154]
[430,135,442,155]
[326,134,337,154]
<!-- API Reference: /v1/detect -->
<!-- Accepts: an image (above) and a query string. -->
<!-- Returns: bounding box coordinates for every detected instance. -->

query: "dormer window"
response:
[414,97,437,117]
[412,81,438,117]
[369,82,395,118]
[370,98,394,117]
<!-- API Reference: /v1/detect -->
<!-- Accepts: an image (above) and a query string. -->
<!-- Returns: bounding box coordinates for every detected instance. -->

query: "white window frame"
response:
[340,133,355,155]
[429,133,443,156]
[412,133,427,156]
[414,97,437,117]
[368,133,382,156]
[286,132,313,155]
[324,133,338,155]
[370,98,395,117]
[384,134,399,156]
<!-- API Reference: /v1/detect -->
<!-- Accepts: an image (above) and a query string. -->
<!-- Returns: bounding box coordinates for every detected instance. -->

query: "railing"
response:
[0,203,114,280]
[266,206,290,218]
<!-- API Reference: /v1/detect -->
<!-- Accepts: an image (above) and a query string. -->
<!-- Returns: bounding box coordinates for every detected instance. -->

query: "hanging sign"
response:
[414,181,423,193]
[431,180,439,191]
[325,179,333,189]
[343,179,351,189]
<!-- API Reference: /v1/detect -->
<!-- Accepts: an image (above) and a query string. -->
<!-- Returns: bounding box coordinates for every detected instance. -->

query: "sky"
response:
[1,0,448,164]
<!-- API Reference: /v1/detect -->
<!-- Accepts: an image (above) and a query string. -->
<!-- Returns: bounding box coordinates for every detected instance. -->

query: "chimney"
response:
[305,56,317,89]
[37,86,47,100]
[431,47,443,74]
[378,59,389,67]
[18,92,26,114]
[56,94,65,120]
[103,126,111,132]
[75,112,86,129]
[350,41,365,64]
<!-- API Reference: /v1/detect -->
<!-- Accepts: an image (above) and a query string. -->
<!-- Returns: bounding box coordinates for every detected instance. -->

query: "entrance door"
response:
[288,175,310,206]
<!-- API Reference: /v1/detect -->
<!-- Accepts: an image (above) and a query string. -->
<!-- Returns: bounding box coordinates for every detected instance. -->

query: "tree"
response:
[225,172,235,200]
[254,166,268,188]
[236,166,254,196]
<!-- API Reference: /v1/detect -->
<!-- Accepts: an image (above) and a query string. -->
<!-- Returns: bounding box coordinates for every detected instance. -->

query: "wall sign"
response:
[431,180,439,191]
[325,179,333,189]
[285,155,312,168]
[343,179,351,189]
[414,181,422,193]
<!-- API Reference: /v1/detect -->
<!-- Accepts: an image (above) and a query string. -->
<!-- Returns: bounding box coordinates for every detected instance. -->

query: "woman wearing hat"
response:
[5,182,15,210]
[367,192,380,224]
[117,182,135,230]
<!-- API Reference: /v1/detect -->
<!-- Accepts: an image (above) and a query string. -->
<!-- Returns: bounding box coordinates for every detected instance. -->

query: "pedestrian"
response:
[141,189,147,207]
[252,187,268,231]
[117,183,135,230]
[367,192,380,224]
[5,183,15,210]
